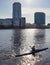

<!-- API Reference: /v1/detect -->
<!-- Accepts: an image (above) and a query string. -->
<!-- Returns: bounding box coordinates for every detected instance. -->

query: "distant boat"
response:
[15,47,48,57]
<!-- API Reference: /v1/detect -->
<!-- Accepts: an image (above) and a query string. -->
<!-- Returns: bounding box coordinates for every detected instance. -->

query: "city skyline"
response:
[0,0,50,24]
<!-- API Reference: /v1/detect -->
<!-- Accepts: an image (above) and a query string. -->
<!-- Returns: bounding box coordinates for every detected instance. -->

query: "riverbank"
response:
[0,27,50,29]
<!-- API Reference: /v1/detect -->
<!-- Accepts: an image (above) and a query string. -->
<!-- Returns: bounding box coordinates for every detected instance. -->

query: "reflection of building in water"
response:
[13,29,22,54]
[13,29,22,65]
[34,29,45,48]
[12,29,37,65]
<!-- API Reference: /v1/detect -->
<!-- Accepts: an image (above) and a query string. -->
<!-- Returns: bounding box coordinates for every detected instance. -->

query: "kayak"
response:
[15,47,48,57]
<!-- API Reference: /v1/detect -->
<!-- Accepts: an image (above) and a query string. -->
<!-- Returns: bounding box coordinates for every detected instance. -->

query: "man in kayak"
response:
[15,45,48,57]
[31,46,36,56]
[31,46,35,51]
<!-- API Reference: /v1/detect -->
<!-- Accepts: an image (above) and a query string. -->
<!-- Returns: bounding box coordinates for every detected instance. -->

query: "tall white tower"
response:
[13,2,21,26]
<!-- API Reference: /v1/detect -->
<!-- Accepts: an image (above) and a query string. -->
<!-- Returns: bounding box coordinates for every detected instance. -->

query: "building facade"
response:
[34,12,45,27]
[13,2,21,26]
[19,17,26,28]
[0,18,12,26]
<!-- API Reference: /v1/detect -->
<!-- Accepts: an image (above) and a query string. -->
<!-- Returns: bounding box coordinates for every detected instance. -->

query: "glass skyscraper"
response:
[13,2,21,26]
[34,12,45,26]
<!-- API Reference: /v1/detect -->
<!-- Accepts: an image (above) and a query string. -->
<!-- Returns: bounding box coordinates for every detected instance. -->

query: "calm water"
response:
[0,29,50,65]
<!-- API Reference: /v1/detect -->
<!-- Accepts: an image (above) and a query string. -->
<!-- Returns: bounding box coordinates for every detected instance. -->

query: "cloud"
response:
[22,0,33,7]
[14,0,50,8]
[22,8,50,16]
[32,0,50,8]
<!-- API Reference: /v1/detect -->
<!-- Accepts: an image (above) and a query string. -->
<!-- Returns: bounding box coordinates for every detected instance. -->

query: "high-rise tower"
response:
[34,12,45,27]
[13,2,21,26]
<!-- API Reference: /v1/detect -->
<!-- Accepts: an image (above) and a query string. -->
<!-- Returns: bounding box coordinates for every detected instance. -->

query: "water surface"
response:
[0,29,50,65]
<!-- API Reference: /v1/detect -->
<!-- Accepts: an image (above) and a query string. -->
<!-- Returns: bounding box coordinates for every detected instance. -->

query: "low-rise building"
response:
[0,18,12,27]
[19,17,26,28]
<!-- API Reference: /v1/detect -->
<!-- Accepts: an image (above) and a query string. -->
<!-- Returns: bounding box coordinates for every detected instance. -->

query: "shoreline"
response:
[0,27,50,29]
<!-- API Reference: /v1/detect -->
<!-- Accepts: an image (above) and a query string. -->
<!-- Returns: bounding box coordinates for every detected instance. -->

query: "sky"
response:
[0,0,50,24]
